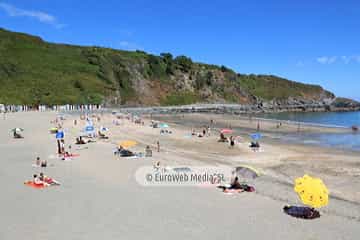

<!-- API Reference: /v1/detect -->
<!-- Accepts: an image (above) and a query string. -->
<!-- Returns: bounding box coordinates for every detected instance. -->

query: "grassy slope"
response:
[0,28,334,105]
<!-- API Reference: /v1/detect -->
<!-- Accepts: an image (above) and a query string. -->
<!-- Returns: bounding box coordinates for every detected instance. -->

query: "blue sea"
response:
[256,111,360,151]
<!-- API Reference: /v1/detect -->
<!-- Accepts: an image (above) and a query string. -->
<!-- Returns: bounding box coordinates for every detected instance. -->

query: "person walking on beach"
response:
[157,141,160,152]
[229,136,235,148]
[257,122,260,132]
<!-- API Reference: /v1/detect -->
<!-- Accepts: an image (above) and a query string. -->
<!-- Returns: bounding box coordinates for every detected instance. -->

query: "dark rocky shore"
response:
[114,97,360,115]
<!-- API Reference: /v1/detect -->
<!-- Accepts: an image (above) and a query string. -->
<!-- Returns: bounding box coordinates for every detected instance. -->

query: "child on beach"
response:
[40,159,47,168]
[229,136,235,148]
[35,157,41,167]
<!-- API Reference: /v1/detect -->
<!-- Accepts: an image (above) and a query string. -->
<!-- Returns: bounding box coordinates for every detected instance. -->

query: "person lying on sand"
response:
[114,146,135,157]
[218,177,255,192]
[230,177,242,189]
[98,131,109,139]
[76,136,86,145]
[283,205,320,219]
[39,172,60,185]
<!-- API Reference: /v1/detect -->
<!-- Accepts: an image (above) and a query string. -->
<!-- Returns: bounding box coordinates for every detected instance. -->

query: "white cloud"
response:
[316,56,337,64]
[316,55,360,65]
[0,2,64,28]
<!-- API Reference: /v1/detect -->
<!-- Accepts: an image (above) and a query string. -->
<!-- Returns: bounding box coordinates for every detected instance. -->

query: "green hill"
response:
[0,28,335,106]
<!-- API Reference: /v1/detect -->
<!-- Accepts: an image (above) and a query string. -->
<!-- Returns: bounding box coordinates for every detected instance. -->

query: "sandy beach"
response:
[1,111,359,240]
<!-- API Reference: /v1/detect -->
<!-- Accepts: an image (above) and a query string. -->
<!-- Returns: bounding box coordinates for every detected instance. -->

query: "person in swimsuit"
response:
[230,177,242,189]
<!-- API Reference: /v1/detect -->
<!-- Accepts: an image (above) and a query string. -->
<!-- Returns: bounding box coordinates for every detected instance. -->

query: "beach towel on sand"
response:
[24,181,47,189]
[283,206,320,219]
[60,153,80,158]
[24,177,60,189]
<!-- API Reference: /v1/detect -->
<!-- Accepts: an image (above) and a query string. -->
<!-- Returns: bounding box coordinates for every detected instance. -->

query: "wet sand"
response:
[1,111,359,240]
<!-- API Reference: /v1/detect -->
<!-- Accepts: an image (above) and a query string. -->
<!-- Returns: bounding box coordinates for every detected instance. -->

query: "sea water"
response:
[256,111,360,151]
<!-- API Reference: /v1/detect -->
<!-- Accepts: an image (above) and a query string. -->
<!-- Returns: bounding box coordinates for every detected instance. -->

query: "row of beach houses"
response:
[0,104,102,113]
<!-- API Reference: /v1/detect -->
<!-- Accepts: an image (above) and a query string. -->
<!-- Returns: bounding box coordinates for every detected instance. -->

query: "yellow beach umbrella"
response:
[294,174,329,208]
[119,140,137,148]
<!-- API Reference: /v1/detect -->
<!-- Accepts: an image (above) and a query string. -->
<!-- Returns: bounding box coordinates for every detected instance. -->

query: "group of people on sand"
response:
[191,126,211,138]
[30,156,58,186]
[114,145,153,158]
[32,172,59,186]
[218,134,236,147]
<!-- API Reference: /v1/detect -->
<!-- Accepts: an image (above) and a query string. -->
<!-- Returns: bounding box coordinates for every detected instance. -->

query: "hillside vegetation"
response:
[0,28,335,106]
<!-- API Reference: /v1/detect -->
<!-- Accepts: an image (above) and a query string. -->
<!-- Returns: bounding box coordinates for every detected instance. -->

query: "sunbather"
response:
[229,177,242,189]
[114,146,135,157]
[283,205,320,219]
[76,136,86,145]
[39,172,59,185]
[98,131,109,139]
[32,174,48,186]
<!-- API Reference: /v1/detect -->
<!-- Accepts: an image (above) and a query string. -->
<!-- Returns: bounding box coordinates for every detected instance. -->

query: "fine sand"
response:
[1,111,359,240]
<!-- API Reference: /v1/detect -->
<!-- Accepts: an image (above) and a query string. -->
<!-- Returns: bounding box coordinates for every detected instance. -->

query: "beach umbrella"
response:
[294,174,329,208]
[221,128,233,134]
[49,127,58,133]
[235,165,261,179]
[119,140,137,148]
[11,128,24,132]
[159,123,169,128]
[250,133,262,141]
[100,126,109,132]
[85,125,95,132]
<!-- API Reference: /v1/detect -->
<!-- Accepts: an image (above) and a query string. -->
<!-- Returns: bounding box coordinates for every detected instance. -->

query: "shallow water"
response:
[154,112,360,152]
[255,111,360,151]
[255,111,360,128]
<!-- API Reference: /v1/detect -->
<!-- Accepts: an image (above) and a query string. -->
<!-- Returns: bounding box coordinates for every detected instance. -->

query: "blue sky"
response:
[0,0,359,101]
